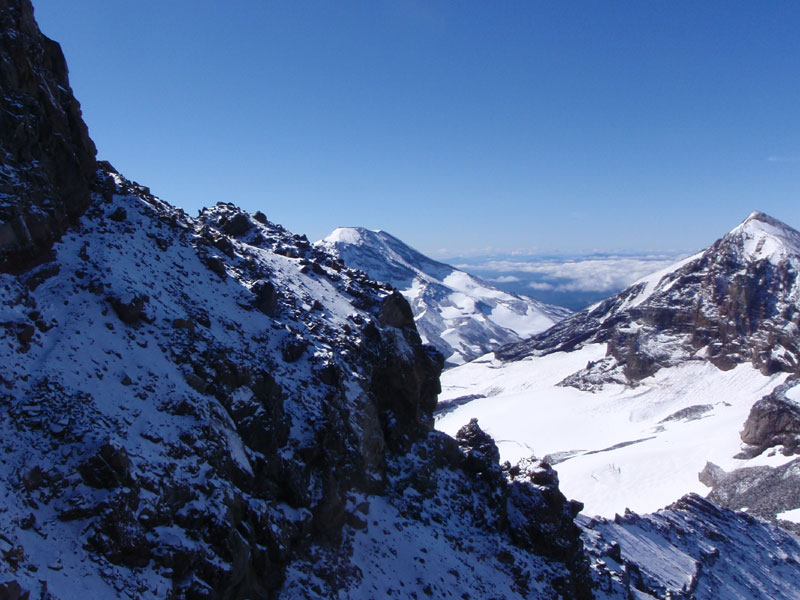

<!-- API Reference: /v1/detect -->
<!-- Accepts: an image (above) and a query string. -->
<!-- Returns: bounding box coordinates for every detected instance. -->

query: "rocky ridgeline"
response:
[582,494,800,599]
[0,0,97,268]
[497,211,800,388]
[493,210,800,526]
[0,162,599,598]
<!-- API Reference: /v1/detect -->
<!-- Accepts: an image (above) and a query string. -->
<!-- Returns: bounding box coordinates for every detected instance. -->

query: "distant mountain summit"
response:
[317,227,570,365]
[497,210,800,385]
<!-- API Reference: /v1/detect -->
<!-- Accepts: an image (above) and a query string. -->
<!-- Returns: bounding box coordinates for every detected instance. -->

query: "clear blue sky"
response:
[32,1,800,257]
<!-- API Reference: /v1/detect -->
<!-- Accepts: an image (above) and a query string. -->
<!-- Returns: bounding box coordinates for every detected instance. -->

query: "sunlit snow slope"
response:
[317,227,569,365]
[438,211,800,518]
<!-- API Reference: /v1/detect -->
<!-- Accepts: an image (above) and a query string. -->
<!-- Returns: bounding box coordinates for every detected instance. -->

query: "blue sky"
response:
[32,1,800,257]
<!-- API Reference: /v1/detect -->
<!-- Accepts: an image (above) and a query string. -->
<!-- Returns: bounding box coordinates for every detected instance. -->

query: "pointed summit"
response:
[725,211,800,265]
[498,210,800,379]
[735,210,796,231]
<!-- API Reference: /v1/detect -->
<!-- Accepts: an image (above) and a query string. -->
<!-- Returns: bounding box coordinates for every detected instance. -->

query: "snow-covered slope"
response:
[438,211,800,519]
[0,165,600,599]
[584,494,800,599]
[0,4,600,595]
[317,227,569,366]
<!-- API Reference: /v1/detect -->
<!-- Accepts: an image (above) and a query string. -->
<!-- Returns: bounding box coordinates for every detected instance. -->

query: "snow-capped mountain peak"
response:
[725,210,800,265]
[317,227,570,365]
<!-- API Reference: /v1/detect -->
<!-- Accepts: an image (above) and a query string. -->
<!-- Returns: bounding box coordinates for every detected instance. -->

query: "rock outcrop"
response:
[0,168,598,597]
[739,377,800,456]
[0,3,594,592]
[0,0,97,268]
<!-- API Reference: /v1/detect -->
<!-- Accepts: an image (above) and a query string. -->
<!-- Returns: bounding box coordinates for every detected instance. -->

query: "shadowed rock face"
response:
[739,378,800,456]
[497,211,800,387]
[0,0,97,268]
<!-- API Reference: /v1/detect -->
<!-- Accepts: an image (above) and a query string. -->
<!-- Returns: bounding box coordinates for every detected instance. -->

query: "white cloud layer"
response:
[459,254,685,293]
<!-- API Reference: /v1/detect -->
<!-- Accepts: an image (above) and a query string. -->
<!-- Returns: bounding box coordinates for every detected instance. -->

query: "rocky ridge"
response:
[582,494,800,599]
[0,3,594,596]
[0,162,596,598]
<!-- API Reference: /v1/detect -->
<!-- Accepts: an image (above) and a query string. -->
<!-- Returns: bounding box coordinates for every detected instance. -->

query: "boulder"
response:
[251,280,278,317]
[78,442,133,489]
[109,293,148,324]
[222,213,252,236]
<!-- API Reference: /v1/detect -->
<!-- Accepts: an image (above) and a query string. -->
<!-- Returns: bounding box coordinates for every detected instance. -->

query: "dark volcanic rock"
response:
[507,458,588,572]
[739,378,800,455]
[0,581,30,600]
[377,290,415,330]
[0,0,97,268]
[109,292,149,324]
[251,279,278,317]
[456,418,501,477]
[701,458,800,530]
[78,442,133,489]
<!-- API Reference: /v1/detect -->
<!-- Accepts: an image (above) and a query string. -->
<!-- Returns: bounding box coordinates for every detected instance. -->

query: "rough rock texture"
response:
[739,377,800,455]
[0,169,600,598]
[5,3,800,598]
[0,4,605,597]
[497,211,800,389]
[0,0,97,268]
[582,494,800,599]
[698,458,800,532]
[688,378,800,527]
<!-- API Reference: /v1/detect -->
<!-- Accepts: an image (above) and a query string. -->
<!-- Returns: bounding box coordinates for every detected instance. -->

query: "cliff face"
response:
[0,0,97,268]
